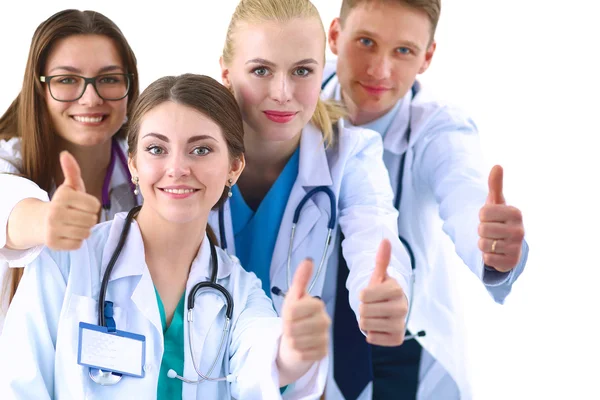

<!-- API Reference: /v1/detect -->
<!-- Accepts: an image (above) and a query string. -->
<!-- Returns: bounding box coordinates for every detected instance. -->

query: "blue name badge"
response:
[77,322,146,378]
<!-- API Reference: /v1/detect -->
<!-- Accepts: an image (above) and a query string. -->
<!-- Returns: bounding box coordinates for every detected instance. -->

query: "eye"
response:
[358,37,374,47]
[396,47,411,55]
[252,67,270,77]
[146,145,165,155]
[293,67,312,77]
[98,75,122,84]
[192,146,210,156]
[56,76,79,85]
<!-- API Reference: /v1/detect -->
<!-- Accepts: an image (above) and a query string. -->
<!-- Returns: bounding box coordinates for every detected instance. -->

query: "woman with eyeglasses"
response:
[0,9,140,330]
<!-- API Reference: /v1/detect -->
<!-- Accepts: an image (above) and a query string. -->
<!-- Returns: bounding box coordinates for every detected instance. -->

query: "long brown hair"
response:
[0,9,139,305]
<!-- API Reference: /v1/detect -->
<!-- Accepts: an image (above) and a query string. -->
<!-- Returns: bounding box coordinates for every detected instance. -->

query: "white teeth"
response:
[73,116,103,123]
[163,188,196,194]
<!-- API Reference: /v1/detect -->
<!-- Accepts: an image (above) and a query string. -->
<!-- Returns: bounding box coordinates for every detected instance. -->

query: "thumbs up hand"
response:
[280,259,331,363]
[359,239,408,346]
[43,151,101,250]
[478,165,524,272]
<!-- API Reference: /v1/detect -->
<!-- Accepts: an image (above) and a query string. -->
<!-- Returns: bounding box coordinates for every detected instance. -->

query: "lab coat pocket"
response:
[54,294,127,400]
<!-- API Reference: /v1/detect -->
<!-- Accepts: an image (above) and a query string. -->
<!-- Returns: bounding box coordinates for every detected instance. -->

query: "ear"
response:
[418,40,437,74]
[219,56,232,89]
[128,155,138,182]
[328,18,342,56]
[228,153,246,185]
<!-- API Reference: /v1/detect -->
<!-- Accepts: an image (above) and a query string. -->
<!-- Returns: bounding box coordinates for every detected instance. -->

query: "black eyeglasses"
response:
[39,73,133,102]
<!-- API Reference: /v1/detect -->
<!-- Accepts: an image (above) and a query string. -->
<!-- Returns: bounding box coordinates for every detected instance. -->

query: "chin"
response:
[159,210,203,225]
[59,131,116,148]
[356,97,394,115]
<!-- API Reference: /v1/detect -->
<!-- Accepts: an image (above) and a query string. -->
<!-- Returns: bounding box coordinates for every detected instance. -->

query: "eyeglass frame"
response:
[39,73,134,102]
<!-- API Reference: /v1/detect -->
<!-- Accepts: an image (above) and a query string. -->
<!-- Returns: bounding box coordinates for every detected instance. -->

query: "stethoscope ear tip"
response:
[271,286,286,298]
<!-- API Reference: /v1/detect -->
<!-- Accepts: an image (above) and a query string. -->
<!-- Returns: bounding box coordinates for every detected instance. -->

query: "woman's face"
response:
[221,17,325,142]
[43,34,129,147]
[129,101,243,225]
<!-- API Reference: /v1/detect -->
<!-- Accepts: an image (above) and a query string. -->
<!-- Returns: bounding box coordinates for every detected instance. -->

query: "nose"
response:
[366,53,392,81]
[166,153,192,179]
[269,73,292,105]
[78,81,104,106]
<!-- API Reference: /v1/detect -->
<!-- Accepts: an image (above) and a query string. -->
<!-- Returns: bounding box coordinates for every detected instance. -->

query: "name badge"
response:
[77,322,146,378]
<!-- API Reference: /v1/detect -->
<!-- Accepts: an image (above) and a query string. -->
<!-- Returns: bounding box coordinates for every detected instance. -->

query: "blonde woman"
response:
[212,0,414,396]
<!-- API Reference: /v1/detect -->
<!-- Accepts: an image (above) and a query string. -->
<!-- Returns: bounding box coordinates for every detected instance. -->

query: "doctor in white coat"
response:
[321,1,529,399]
[0,74,331,399]
[0,10,141,332]
[212,0,413,381]
[211,1,414,396]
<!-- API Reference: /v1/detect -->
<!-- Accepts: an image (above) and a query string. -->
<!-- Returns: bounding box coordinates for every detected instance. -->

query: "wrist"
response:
[5,198,47,250]
[276,335,313,387]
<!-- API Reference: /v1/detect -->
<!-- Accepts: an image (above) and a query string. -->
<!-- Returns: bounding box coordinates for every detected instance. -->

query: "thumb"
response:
[59,151,86,192]
[369,239,391,286]
[287,258,314,301]
[486,165,505,205]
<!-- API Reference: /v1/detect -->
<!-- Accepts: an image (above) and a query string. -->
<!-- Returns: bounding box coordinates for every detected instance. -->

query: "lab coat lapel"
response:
[100,214,164,337]
[270,124,331,285]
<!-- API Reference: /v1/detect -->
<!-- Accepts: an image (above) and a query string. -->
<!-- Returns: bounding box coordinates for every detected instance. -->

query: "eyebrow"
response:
[355,30,422,52]
[245,58,319,67]
[142,133,218,143]
[47,65,125,74]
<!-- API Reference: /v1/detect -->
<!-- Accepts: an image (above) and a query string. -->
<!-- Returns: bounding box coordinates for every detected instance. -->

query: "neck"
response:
[135,206,207,278]
[341,90,388,126]
[56,138,112,197]
[240,121,300,186]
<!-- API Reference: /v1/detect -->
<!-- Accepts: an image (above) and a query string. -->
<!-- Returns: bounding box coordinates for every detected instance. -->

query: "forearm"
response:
[276,339,314,387]
[5,198,47,250]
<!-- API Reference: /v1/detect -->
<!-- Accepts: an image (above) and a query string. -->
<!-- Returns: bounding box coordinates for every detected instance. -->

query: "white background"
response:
[1,1,599,398]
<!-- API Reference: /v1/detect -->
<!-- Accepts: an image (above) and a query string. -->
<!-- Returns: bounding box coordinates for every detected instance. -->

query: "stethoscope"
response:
[91,205,236,393]
[100,137,138,221]
[218,186,337,298]
[322,73,425,341]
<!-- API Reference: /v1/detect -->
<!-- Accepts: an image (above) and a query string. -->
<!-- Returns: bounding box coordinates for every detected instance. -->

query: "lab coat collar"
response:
[320,72,416,156]
[297,122,333,187]
[100,212,233,284]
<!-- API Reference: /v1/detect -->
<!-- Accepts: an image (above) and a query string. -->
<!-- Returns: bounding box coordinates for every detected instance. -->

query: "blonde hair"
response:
[222,0,346,146]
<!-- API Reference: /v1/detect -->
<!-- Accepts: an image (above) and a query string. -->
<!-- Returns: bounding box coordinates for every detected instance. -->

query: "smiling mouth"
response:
[71,115,107,123]
[160,188,199,194]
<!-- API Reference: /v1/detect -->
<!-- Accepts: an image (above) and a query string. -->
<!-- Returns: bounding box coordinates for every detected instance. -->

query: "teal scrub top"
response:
[154,287,185,400]
[229,147,300,296]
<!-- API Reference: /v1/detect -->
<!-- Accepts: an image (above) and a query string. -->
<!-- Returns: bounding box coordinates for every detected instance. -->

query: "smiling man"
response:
[321,1,529,399]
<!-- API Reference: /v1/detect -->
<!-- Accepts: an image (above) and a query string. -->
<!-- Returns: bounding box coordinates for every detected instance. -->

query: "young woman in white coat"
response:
[212,0,414,394]
[0,74,331,399]
[0,10,140,328]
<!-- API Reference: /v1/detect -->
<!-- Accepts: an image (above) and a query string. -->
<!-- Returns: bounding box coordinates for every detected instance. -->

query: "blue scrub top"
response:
[229,147,300,296]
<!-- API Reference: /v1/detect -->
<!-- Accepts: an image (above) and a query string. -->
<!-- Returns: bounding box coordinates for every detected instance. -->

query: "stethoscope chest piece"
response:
[89,368,122,386]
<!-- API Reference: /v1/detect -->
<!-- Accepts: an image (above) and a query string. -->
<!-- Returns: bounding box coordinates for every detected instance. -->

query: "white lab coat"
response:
[0,137,139,333]
[0,212,327,399]
[209,121,413,398]
[321,61,529,399]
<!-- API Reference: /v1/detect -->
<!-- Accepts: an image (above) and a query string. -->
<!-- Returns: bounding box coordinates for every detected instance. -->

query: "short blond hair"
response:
[340,0,441,41]
[222,0,345,146]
